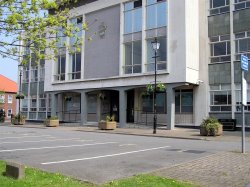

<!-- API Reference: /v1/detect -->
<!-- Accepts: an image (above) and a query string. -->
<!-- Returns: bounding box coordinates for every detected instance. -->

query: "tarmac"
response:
[1,121,250,187]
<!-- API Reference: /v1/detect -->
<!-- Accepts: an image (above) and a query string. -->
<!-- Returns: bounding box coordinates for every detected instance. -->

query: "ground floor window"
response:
[210,84,231,112]
[175,89,193,113]
[141,92,166,113]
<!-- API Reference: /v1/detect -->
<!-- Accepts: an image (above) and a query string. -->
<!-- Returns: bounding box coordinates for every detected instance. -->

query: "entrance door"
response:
[127,90,134,123]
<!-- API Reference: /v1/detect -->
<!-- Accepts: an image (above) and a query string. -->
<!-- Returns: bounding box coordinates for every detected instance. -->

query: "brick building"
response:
[0,75,17,121]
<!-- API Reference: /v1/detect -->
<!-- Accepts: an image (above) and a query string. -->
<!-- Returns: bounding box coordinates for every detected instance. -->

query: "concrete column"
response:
[167,86,175,130]
[51,93,58,117]
[119,89,127,128]
[80,91,87,126]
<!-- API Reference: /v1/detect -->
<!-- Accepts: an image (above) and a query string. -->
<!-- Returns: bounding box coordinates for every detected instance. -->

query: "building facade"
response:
[19,0,250,129]
[0,75,17,120]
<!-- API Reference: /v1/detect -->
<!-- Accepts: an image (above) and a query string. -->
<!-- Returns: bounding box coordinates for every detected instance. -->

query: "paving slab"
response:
[153,152,250,187]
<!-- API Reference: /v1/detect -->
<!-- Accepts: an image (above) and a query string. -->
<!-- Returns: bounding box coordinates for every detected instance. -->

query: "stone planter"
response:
[200,125,223,136]
[44,119,59,127]
[12,119,25,125]
[98,121,116,130]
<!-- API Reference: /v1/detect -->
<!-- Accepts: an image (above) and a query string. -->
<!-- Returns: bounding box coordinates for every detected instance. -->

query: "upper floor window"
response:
[57,27,66,48]
[210,0,229,15]
[146,37,167,72]
[124,0,142,34]
[235,31,250,60]
[8,95,13,103]
[69,52,81,80]
[235,0,250,10]
[70,16,83,46]
[30,67,38,82]
[0,94,5,103]
[146,0,167,29]
[55,48,66,81]
[210,35,231,63]
[124,40,142,74]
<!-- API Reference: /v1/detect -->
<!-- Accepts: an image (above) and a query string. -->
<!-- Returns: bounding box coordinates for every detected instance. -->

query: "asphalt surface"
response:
[0,126,249,184]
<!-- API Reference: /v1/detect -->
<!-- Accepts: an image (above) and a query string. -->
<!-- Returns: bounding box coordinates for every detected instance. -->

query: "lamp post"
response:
[151,38,160,134]
[18,65,23,125]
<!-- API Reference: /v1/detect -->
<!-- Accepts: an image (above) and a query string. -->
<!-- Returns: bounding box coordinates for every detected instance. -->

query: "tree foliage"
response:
[0,0,88,64]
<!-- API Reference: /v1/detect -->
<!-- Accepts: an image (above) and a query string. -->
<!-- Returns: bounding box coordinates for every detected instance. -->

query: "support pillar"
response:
[167,86,175,130]
[51,93,58,117]
[119,89,127,128]
[80,91,87,126]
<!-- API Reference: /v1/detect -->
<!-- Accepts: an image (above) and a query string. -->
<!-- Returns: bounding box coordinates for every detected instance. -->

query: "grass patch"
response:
[104,175,195,187]
[0,161,195,187]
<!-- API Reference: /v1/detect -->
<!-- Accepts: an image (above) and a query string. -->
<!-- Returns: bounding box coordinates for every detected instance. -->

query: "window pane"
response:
[76,53,81,72]
[133,8,142,32]
[133,65,141,73]
[133,41,142,65]
[214,42,227,56]
[212,0,227,8]
[142,95,153,112]
[124,11,132,34]
[125,43,132,65]
[214,91,228,105]
[158,37,167,61]
[146,5,156,29]
[156,93,166,113]
[157,2,167,27]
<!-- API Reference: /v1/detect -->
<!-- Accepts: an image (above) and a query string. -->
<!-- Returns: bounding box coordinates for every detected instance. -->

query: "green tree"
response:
[0,0,88,64]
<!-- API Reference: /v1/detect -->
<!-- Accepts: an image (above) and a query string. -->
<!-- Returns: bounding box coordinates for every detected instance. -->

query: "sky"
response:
[0,57,18,82]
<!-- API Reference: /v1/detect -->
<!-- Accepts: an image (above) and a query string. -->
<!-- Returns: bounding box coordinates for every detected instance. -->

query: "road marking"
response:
[0,142,117,153]
[119,144,136,147]
[0,135,52,140]
[41,145,170,165]
[0,138,90,145]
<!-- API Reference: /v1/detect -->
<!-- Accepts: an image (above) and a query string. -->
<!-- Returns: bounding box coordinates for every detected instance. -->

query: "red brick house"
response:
[0,75,17,120]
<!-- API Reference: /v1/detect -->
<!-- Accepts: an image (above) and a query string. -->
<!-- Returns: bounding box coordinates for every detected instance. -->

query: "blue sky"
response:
[0,57,18,82]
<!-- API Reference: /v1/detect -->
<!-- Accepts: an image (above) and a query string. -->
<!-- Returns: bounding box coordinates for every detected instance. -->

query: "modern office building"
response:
[19,0,250,129]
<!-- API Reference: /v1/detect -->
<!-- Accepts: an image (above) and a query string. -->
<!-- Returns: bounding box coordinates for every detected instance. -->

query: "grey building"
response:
[19,0,250,129]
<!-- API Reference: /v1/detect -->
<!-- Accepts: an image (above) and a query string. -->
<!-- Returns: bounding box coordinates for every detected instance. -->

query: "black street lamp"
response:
[151,38,160,134]
[17,64,23,125]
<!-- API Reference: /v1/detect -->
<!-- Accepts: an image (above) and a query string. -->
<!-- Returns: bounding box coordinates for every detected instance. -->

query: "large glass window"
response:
[235,0,250,10]
[146,37,167,72]
[175,90,193,113]
[210,35,231,63]
[235,31,250,60]
[142,92,166,113]
[146,0,167,29]
[124,0,142,34]
[210,84,232,112]
[210,0,229,15]
[70,52,81,80]
[30,97,37,112]
[55,48,66,81]
[68,16,82,80]
[124,40,142,74]
[30,67,38,82]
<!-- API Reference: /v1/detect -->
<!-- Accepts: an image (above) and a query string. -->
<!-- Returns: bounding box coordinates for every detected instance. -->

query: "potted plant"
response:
[200,117,223,136]
[11,114,26,125]
[15,93,25,99]
[44,116,59,127]
[98,115,116,130]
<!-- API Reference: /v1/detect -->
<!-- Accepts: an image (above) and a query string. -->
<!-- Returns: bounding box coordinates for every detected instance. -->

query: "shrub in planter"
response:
[44,116,59,127]
[200,117,223,136]
[98,115,116,130]
[11,114,26,125]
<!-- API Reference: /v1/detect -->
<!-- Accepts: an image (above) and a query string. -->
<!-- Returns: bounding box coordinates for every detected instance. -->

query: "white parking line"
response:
[41,145,170,165]
[0,135,52,140]
[0,142,117,153]
[0,138,91,145]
